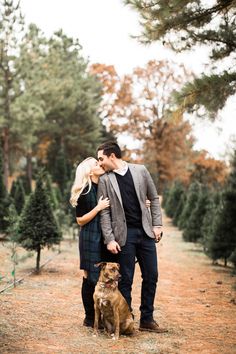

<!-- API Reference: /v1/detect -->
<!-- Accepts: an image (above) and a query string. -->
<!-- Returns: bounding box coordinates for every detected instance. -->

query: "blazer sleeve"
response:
[144,166,162,226]
[97,177,115,244]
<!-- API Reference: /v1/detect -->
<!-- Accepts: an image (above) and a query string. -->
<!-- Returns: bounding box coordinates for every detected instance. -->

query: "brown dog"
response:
[93,262,134,339]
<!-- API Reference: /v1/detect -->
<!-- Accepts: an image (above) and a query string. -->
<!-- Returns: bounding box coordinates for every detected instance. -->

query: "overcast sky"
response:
[20,0,236,160]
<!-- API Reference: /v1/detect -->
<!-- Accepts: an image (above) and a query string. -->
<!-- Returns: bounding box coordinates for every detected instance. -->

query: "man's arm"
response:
[97,177,121,253]
[144,166,162,226]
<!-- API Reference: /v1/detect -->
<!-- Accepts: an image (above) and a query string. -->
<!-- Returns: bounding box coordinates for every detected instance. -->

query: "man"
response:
[97,141,167,333]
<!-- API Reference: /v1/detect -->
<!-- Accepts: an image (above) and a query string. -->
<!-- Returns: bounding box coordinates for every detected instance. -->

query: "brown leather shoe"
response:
[139,320,168,333]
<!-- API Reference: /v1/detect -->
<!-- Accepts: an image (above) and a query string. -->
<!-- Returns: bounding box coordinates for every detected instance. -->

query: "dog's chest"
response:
[96,289,113,313]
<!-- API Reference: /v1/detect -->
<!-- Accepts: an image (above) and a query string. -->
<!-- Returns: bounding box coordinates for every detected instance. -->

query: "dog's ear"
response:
[94,262,107,268]
[113,262,120,270]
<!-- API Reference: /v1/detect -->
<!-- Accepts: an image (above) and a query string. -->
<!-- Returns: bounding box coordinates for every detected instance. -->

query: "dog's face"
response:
[96,262,121,283]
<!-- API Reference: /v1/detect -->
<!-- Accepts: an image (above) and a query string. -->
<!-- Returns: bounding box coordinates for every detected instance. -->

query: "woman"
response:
[70,157,110,327]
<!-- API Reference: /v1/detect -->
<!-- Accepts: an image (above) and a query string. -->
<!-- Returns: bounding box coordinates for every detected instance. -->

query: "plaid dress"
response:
[76,183,102,284]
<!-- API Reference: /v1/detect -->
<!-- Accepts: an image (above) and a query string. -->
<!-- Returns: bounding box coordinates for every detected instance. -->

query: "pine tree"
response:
[165,180,185,218]
[202,191,221,254]
[178,181,201,231]
[161,185,170,209]
[17,172,62,272]
[183,185,210,242]
[6,203,19,285]
[125,0,236,118]
[206,151,236,266]
[173,192,186,227]
[229,248,236,270]
[10,180,17,199]
[53,146,68,194]
[45,172,58,210]
[0,146,10,233]
[0,0,24,188]
[13,179,25,215]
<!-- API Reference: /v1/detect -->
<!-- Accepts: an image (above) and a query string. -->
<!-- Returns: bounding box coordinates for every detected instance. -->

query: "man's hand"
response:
[107,240,121,254]
[153,226,163,243]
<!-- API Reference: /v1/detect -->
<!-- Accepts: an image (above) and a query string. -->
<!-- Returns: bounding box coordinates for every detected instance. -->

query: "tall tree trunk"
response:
[36,246,41,273]
[2,127,9,191]
[26,151,32,191]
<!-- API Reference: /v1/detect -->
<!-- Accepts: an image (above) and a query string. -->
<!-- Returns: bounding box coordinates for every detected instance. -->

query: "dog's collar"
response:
[98,280,118,289]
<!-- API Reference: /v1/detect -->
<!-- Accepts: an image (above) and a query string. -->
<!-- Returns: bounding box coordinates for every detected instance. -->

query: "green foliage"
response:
[0,1,105,190]
[229,248,236,269]
[165,180,185,218]
[183,185,210,242]
[6,203,19,285]
[125,0,236,118]
[12,179,26,215]
[18,174,32,195]
[0,146,10,233]
[161,185,170,209]
[178,181,201,230]
[203,151,236,265]
[173,192,187,227]
[44,172,59,209]
[41,30,103,165]
[174,72,236,120]
[17,172,62,271]
[52,147,68,194]
[202,191,221,250]
[207,152,236,264]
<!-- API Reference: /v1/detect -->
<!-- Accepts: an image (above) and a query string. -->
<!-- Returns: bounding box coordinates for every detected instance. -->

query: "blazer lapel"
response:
[108,172,123,206]
[128,164,141,201]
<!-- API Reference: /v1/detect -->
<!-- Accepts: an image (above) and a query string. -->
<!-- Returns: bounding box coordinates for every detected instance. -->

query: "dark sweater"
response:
[115,168,142,228]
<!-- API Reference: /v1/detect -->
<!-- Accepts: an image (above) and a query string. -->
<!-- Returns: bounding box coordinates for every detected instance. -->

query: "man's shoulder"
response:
[128,163,146,171]
[99,172,113,182]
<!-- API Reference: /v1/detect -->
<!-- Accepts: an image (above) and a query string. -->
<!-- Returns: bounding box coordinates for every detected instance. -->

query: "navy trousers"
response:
[118,227,158,323]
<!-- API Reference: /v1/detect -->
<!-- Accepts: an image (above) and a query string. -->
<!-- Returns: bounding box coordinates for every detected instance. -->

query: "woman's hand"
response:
[96,196,110,211]
[146,199,151,208]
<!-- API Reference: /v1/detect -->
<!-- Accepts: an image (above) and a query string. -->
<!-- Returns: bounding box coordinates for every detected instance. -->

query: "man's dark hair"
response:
[97,141,122,158]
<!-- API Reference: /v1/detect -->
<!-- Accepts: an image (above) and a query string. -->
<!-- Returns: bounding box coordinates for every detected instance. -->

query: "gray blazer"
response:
[97,163,162,247]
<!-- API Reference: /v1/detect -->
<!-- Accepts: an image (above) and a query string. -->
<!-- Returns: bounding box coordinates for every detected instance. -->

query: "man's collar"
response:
[114,161,128,176]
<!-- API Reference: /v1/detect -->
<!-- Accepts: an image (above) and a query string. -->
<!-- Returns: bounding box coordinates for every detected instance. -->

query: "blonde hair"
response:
[70,157,97,207]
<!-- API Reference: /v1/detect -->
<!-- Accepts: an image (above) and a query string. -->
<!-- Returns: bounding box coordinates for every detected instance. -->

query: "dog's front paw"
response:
[93,330,98,337]
[111,333,119,340]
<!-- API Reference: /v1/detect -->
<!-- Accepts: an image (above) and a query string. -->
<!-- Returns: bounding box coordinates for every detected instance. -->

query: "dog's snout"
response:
[116,274,121,281]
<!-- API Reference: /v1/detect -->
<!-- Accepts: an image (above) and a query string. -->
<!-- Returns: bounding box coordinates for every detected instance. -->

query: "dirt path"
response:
[1,213,236,354]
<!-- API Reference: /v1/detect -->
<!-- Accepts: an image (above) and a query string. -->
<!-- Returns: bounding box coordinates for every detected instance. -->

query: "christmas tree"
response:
[206,151,236,266]
[178,181,200,231]
[17,172,62,272]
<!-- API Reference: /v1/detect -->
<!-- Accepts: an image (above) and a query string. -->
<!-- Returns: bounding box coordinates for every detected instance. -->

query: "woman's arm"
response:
[77,196,109,226]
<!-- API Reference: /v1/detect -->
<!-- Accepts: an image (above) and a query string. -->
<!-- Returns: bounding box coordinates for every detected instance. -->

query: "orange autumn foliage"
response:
[90,61,226,190]
[190,150,228,186]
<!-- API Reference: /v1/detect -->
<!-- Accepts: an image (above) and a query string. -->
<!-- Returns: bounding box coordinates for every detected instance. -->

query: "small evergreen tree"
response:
[17,172,62,272]
[206,152,236,266]
[18,174,32,195]
[183,185,210,242]
[229,248,236,270]
[13,179,26,215]
[161,185,170,209]
[10,180,17,199]
[0,146,10,233]
[202,191,221,253]
[6,204,19,286]
[165,180,185,218]
[173,192,186,227]
[45,172,58,209]
[178,181,201,231]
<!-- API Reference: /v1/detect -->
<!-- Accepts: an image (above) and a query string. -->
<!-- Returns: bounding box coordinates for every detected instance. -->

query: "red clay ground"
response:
[0,213,236,354]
